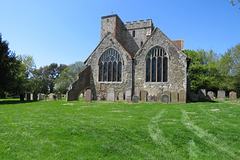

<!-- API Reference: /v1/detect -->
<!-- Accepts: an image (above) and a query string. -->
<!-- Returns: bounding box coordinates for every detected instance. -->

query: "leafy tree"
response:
[55,61,86,94]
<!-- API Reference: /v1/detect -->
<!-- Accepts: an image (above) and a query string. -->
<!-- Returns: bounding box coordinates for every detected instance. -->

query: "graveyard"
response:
[0,97,240,159]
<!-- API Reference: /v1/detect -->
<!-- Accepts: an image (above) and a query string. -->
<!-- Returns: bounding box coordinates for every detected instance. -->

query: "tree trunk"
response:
[20,93,25,101]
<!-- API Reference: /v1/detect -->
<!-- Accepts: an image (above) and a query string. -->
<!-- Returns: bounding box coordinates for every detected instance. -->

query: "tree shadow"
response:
[0,99,35,105]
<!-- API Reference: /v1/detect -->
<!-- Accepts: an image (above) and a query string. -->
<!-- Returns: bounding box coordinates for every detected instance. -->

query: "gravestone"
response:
[198,89,207,101]
[85,89,92,103]
[217,90,225,100]
[140,91,148,101]
[163,90,170,100]
[132,95,139,103]
[30,94,33,101]
[118,92,124,100]
[157,92,162,102]
[170,92,178,103]
[147,94,152,102]
[179,90,186,103]
[49,93,56,100]
[42,94,46,100]
[207,91,215,101]
[161,94,169,103]
[38,94,42,100]
[57,92,61,100]
[135,88,141,98]
[33,93,38,101]
[229,91,237,101]
[26,93,31,101]
[107,88,115,102]
[125,90,132,101]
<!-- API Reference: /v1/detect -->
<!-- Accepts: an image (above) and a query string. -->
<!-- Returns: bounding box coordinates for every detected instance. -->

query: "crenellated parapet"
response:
[125,19,154,30]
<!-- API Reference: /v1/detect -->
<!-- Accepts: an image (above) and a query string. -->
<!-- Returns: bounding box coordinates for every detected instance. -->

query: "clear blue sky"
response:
[0,0,239,68]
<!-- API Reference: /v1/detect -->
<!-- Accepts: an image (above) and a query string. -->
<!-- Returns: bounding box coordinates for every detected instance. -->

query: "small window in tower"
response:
[141,41,143,47]
[132,31,135,37]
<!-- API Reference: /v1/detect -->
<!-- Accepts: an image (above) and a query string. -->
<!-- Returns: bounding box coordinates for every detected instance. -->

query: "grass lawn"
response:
[0,98,240,159]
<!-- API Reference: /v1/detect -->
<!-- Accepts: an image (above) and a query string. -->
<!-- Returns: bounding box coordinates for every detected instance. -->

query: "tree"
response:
[0,34,25,98]
[55,61,86,94]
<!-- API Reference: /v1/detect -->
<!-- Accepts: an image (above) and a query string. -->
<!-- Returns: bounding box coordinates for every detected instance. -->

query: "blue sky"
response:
[0,0,240,68]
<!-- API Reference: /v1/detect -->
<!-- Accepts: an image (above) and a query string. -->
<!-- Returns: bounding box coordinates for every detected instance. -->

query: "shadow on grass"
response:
[0,99,35,105]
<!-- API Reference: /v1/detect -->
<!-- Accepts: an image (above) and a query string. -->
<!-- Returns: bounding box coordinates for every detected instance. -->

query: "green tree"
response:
[55,61,86,94]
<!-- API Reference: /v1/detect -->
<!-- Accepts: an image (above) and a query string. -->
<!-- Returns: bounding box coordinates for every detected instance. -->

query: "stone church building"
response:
[67,14,188,103]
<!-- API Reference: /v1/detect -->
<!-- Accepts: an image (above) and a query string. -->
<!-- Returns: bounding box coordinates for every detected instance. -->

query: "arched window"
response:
[99,48,122,82]
[146,46,169,82]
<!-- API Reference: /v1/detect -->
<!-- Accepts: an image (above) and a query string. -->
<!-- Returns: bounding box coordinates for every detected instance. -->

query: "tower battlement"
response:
[125,19,153,30]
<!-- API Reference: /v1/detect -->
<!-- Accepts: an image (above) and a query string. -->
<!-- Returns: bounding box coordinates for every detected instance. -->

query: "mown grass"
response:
[0,98,240,159]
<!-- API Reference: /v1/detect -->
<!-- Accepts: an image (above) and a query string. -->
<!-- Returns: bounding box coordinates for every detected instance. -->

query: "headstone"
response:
[38,93,42,100]
[179,90,186,103]
[33,93,38,101]
[125,90,132,101]
[207,91,215,101]
[170,92,178,103]
[135,88,141,98]
[229,91,237,101]
[161,94,169,103]
[79,93,83,98]
[49,93,56,100]
[85,89,92,103]
[57,92,61,100]
[132,95,139,103]
[107,88,115,102]
[163,90,171,100]
[147,94,152,101]
[26,93,31,101]
[157,92,162,102]
[140,91,148,101]
[217,90,225,100]
[42,94,46,100]
[30,94,33,101]
[198,89,207,101]
[190,91,199,102]
[118,92,124,100]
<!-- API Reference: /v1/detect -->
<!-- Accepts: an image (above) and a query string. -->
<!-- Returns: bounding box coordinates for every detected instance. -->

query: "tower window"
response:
[132,31,135,37]
[146,46,169,82]
[141,41,143,47]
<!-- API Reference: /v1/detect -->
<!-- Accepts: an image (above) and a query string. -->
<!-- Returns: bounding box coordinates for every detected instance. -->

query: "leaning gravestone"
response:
[217,90,225,100]
[198,89,207,101]
[140,91,148,101]
[170,92,178,103]
[49,93,56,100]
[26,93,31,101]
[125,90,132,101]
[179,90,186,103]
[85,89,92,103]
[229,91,237,101]
[107,88,115,102]
[118,92,124,100]
[161,94,169,103]
[132,95,139,103]
[207,91,215,101]
[157,92,162,102]
[33,93,38,101]
[57,92,61,100]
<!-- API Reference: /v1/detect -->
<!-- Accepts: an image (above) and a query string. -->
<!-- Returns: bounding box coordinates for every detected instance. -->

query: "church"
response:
[67,14,189,103]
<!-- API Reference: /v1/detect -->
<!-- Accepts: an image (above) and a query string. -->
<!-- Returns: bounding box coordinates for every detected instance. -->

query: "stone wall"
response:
[134,28,187,95]
[85,33,133,100]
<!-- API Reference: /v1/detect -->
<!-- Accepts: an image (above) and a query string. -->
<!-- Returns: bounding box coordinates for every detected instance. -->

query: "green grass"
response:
[0,98,240,159]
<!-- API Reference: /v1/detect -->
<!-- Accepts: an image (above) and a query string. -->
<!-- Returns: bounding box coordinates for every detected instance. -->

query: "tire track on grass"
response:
[181,109,239,159]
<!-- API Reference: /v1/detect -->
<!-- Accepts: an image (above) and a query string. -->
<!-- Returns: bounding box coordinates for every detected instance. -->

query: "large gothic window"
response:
[99,48,122,82]
[146,46,169,82]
